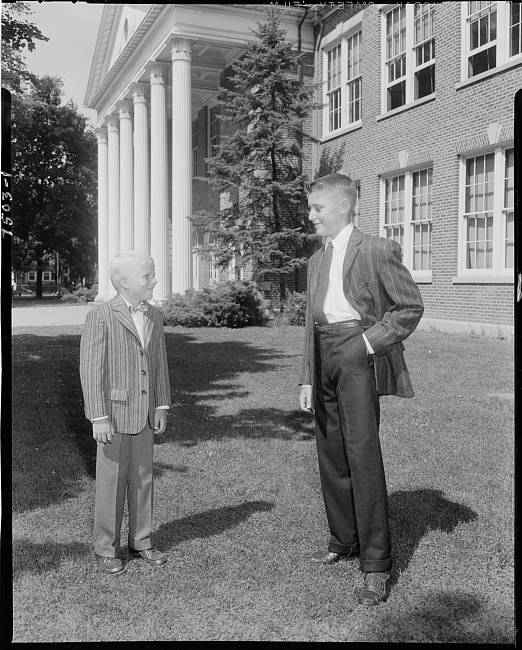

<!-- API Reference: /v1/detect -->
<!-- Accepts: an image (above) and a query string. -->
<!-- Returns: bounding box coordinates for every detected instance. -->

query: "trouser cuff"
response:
[328,541,360,555]
[128,539,152,551]
[359,558,392,573]
[93,544,119,558]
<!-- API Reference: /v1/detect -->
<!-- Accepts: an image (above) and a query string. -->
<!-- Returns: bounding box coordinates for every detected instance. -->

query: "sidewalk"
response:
[11,303,94,328]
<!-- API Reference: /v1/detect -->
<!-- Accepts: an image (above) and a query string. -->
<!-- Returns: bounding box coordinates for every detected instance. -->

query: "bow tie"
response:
[128,302,148,314]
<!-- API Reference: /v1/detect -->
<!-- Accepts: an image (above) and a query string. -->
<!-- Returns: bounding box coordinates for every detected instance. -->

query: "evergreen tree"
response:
[194,8,320,306]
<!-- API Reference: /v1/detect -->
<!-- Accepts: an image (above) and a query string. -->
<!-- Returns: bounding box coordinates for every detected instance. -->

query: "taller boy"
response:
[80,251,171,575]
[299,174,424,605]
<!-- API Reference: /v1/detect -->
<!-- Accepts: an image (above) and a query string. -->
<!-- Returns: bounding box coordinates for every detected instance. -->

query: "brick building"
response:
[85,2,519,335]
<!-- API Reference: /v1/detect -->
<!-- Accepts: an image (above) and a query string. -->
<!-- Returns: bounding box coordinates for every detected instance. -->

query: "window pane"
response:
[505,211,514,268]
[468,45,496,76]
[415,64,435,99]
[387,80,406,110]
[505,148,514,208]
[510,3,522,56]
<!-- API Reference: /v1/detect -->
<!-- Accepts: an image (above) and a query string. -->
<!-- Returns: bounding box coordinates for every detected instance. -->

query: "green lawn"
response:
[11,324,514,642]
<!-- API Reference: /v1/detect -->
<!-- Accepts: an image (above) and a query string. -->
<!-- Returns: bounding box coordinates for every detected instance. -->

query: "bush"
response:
[280,291,307,326]
[60,284,98,303]
[161,281,269,328]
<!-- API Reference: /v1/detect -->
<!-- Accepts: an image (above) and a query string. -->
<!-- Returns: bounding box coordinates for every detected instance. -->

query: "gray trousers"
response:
[93,425,154,557]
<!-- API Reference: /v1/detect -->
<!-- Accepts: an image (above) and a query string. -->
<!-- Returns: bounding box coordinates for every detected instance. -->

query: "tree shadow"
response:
[388,488,478,586]
[12,330,308,513]
[12,540,90,577]
[151,500,274,551]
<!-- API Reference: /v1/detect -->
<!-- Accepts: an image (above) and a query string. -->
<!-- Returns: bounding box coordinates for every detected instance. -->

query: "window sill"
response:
[376,94,436,122]
[413,274,432,284]
[455,56,522,90]
[320,122,363,143]
[452,276,513,285]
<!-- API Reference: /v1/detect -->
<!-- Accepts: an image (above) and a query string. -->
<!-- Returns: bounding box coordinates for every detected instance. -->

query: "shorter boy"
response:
[80,251,171,574]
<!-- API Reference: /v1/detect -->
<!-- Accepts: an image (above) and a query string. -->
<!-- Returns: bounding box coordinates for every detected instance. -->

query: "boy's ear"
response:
[119,276,128,290]
[340,198,351,214]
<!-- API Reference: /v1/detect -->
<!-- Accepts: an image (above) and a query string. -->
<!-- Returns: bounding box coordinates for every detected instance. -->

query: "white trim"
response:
[320,12,363,50]
[455,56,522,89]
[416,317,514,340]
[452,276,514,284]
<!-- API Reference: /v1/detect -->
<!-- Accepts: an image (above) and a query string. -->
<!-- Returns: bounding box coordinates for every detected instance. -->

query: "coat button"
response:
[142,390,147,394]
[141,369,146,375]
[139,351,144,356]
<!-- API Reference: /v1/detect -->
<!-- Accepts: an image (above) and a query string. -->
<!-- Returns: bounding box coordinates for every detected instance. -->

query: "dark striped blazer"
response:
[80,293,171,434]
[300,227,424,400]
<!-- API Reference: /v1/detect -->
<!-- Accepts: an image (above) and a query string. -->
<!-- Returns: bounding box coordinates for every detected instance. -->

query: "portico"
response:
[85,4,315,302]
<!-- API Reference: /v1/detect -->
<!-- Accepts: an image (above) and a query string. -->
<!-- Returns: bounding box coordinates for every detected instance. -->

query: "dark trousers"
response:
[93,425,154,557]
[314,324,392,573]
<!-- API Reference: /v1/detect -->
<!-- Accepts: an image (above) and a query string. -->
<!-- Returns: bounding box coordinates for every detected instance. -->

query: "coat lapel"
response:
[111,294,141,345]
[343,227,362,278]
[143,307,155,349]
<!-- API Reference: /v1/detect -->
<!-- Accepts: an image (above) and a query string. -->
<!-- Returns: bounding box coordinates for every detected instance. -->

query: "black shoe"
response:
[129,547,167,566]
[309,549,358,564]
[358,572,390,605]
[94,553,125,575]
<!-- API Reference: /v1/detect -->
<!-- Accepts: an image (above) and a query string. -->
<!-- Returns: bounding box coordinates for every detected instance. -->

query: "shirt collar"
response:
[325,223,354,252]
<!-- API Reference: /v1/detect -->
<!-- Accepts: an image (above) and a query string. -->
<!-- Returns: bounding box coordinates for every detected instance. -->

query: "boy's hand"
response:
[92,418,115,444]
[299,385,314,412]
[153,409,168,435]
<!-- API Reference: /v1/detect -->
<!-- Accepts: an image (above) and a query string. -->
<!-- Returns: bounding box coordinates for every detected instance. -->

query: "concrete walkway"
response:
[11,303,94,328]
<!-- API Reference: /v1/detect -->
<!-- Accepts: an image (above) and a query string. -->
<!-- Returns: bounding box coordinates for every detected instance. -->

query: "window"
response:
[383,4,435,112]
[192,119,198,177]
[323,29,362,135]
[381,167,433,278]
[42,271,52,282]
[464,2,522,78]
[458,147,514,277]
[28,271,36,282]
[208,105,220,169]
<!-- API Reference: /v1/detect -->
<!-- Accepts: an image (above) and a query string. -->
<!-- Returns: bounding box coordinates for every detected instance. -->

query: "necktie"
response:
[313,242,333,325]
[129,302,148,314]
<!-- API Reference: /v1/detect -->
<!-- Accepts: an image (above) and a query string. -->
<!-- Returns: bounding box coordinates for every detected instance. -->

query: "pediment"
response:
[107,5,149,72]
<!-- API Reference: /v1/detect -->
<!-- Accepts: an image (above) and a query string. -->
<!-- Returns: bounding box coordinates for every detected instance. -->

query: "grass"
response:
[10,323,514,642]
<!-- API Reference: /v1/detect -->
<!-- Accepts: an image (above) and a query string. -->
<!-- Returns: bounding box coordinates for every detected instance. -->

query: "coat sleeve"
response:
[154,314,171,408]
[363,238,424,355]
[79,307,109,420]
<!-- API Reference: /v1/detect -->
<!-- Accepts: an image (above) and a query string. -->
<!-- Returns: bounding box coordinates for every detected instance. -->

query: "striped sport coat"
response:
[300,227,424,401]
[80,293,171,434]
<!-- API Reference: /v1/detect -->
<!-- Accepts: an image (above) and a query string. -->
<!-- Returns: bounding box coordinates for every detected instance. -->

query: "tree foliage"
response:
[193,8,320,304]
[1,2,49,93]
[11,76,98,296]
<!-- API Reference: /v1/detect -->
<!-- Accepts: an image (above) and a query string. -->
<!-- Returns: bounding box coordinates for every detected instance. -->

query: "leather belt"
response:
[314,320,361,333]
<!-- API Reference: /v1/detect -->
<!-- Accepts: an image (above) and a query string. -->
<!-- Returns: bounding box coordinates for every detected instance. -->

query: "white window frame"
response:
[42,271,52,282]
[192,119,198,178]
[28,271,37,282]
[457,145,514,279]
[380,3,436,115]
[207,104,220,170]
[321,15,363,139]
[460,2,522,82]
[380,167,433,282]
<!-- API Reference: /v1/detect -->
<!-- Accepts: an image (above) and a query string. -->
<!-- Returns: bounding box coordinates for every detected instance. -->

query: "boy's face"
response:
[121,260,157,304]
[307,187,351,240]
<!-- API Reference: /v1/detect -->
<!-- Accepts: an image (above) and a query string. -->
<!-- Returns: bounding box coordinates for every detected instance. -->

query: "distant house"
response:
[84,2,519,335]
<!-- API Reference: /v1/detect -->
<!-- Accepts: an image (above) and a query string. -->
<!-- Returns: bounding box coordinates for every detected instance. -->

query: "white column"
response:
[131,83,150,254]
[170,38,195,295]
[95,127,109,302]
[107,116,120,296]
[148,63,170,302]
[118,101,134,252]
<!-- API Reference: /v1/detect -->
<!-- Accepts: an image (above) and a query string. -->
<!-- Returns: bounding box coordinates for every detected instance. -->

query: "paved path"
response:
[11,303,94,328]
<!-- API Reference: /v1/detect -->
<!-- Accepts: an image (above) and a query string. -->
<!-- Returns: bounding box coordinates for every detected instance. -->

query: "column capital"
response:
[169,37,195,62]
[116,100,133,118]
[95,127,108,143]
[106,115,119,131]
[147,61,169,84]
[130,82,149,103]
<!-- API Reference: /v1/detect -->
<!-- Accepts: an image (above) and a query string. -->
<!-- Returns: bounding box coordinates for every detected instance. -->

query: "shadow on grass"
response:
[388,488,478,585]
[12,502,274,576]
[12,330,308,513]
[152,500,274,551]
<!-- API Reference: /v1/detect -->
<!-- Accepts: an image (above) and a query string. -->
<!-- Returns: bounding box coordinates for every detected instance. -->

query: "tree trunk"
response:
[279,272,286,310]
[36,260,43,299]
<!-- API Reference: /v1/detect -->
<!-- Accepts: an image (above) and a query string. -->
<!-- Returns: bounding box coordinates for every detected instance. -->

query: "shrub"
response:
[161,281,269,328]
[61,284,98,303]
[281,291,307,326]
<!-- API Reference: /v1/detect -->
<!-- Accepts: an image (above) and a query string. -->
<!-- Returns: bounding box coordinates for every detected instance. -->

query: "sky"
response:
[20,1,105,124]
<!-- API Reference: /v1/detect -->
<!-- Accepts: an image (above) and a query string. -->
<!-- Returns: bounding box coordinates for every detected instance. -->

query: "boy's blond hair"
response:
[109,250,154,291]
[307,173,358,217]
